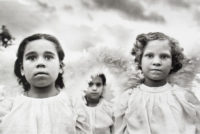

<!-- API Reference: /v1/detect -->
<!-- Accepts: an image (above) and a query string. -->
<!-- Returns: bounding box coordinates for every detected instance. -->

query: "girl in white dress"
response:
[82,73,113,134]
[0,33,89,134]
[113,32,200,134]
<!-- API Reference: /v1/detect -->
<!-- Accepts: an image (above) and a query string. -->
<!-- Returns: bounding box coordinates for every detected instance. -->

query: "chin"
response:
[90,96,100,100]
[149,75,165,80]
[151,78,167,82]
[34,82,51,88]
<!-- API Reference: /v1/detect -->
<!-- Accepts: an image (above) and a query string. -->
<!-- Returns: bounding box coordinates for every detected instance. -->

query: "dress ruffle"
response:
[113,83,200,134]
[80,97,113,134]
[0,91,90,134]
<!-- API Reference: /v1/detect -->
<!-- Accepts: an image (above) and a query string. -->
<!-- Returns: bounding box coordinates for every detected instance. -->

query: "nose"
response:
[36,64,45,68]
[92,86,98,91]
[36,57,46,68]
[152,57,161,66]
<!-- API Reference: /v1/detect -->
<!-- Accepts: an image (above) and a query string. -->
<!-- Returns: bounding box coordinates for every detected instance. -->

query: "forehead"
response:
[89,76,103,83]
[24,39,57,54]
[144,40,171,54]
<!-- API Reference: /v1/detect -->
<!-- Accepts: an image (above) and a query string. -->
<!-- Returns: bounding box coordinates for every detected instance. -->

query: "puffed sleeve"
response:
[184,90,200,134]
[173,86,200,134]
[102,100,113,119]
[103,100,114,133]
[0,93,13,123]
[71,97,91,134]
[188,87,200,134]
[113,89,132,134]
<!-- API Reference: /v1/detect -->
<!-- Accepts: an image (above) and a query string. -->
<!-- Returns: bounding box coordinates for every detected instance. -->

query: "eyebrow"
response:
[143,51,154,55]
[44,51,56,55]
[24,51,36,57]
[144,50,171,54]
[25,51,56,56]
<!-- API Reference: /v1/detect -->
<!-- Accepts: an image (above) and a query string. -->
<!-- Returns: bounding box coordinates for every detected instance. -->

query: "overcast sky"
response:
[0,0,200,96]
[1,0,200,54]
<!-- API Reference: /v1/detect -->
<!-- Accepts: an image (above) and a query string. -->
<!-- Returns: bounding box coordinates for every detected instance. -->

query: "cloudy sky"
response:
[0,0,200,96]
[1,0,200,54]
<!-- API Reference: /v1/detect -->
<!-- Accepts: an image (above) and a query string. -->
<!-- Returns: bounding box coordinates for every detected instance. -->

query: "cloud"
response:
[0,1,50,36]
[166,0,190,8]
[194,10,200,26]
[63,5,73,11]
[82,0,165,23]
[34,0,56,12]
[143,0,191,8]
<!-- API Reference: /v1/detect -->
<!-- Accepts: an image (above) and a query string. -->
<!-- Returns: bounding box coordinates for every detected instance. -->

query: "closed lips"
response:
[151,69,162,71]
[34,72,48,76]
[91,93,99,95]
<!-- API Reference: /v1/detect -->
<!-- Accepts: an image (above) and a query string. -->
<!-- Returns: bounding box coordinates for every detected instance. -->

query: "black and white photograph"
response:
[0,0,200,134]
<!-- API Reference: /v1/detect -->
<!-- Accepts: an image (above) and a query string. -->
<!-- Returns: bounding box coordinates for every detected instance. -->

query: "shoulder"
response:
[100,99,113,116]
[115,88,134,105]
[171,84,198,102]
[191,87,200,101]
[171,84,200,112]
[116,88,133,101]
[56,90,78,108]
[0,96,14,118]
[113,88,134,117]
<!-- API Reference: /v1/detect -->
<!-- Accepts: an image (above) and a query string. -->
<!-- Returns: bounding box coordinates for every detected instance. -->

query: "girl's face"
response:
[85,76,104,100]
[141,40,172,86]
[21,39,61,89]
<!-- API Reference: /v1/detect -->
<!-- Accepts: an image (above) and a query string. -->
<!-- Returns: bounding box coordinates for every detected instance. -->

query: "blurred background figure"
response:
[0,25,15,48]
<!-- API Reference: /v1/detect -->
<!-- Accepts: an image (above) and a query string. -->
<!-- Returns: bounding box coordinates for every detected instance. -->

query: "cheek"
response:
[141,59,148,71]
[53,60,61,69]
[167,59,173,69]
[22,63,32,74]
[85,90,90,95]
[99,87,104,94]
[86,88,92,93]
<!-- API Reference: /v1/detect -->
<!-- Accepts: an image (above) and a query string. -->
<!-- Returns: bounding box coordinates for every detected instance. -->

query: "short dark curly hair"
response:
[89,73,106,86]
[14,33,65,91]
[131,32,185,74]
[98,73,106,85]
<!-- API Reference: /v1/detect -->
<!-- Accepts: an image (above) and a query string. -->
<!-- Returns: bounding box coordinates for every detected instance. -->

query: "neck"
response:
[85,96,100,107]
[27,84,59,98]
[144,79,167,87]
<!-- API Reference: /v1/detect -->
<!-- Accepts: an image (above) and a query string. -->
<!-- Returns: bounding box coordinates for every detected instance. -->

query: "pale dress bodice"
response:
[82,97,113,134]
[113,83,200,134]
[0,91,90,134]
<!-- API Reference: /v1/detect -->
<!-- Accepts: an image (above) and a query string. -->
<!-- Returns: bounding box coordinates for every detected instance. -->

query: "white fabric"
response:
[113,83,200,134]
[82,98,113,134]
[0,91,90,134]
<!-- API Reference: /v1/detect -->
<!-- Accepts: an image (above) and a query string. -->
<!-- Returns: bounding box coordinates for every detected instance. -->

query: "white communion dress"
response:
[81,97,113,134]
[113,83,200,134]
[0,91,90,134]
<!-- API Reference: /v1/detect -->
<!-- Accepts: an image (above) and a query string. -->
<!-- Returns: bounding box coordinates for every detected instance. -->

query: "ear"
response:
[171,65,174,70]
[59,62,64,74]
[20,66,24,76]
[83,89,87,94]
[59,65,64,74]
[59,68,63,74]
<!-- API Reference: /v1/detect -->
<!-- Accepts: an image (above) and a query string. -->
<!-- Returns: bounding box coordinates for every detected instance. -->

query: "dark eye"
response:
[145,53,154,58]
[44,55,54,60]
[160,54,170,59]
[26,55,36,61]
[95,83,102,87]
[88,82,94,87]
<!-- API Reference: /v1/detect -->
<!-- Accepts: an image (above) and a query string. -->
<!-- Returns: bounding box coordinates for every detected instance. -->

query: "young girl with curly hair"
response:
[113,32,200,134]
